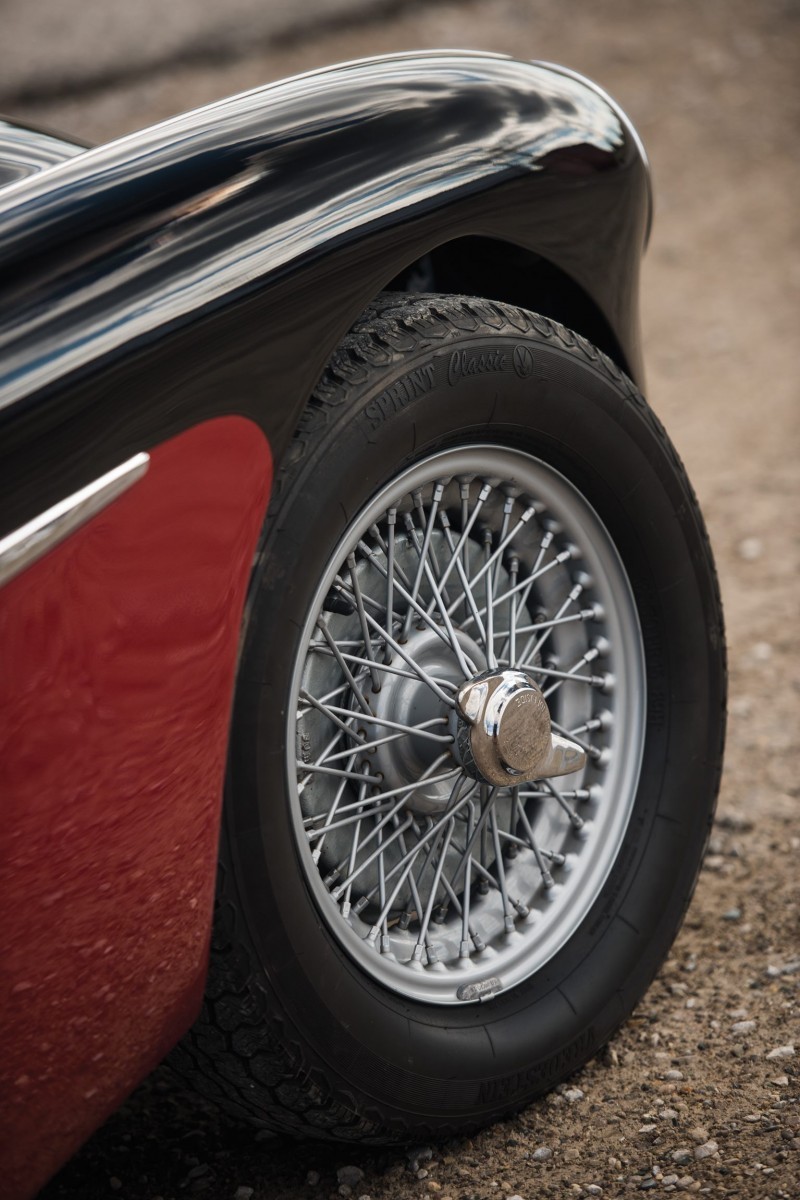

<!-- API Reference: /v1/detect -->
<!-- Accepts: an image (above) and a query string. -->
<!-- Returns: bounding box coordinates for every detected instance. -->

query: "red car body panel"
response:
[0,416,272,1198]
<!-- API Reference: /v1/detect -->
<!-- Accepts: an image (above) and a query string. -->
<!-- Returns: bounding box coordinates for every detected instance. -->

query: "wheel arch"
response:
[386,236,631,376]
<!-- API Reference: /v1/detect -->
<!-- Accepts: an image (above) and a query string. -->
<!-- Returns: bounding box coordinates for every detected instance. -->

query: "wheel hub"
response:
[365,626,486,814]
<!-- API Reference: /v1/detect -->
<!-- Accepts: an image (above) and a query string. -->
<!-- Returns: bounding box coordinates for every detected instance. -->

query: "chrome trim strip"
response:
[0,452,149,588]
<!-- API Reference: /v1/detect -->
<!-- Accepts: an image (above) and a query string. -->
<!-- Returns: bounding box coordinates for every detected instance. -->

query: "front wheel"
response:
[178,294,726,1140]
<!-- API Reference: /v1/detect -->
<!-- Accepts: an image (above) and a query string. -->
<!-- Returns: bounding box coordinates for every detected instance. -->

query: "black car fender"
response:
[0,51,651,537]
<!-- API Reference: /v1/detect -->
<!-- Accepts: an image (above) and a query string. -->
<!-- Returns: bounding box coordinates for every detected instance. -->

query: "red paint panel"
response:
[0,416,272,1198]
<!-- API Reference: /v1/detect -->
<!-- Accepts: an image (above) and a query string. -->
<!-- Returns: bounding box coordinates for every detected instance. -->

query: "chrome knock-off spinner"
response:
[455,669,586,787]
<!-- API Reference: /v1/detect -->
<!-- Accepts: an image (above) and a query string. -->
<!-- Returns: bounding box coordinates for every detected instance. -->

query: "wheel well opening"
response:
[386,236,629,375]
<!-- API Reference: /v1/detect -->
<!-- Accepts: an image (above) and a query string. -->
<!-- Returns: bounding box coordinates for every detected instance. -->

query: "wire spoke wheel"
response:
[290,446,645,1004]
[185,295,725,1140]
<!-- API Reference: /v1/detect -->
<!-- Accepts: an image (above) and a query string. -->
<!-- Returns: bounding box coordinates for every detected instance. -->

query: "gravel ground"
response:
[17,0,798,1196]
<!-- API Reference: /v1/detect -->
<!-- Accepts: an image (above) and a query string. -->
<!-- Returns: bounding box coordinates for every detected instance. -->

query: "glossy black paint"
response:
[0,52,651,539]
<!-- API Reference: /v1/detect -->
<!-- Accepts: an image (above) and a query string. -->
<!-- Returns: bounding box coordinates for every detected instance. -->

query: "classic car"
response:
[0,51,726,1197]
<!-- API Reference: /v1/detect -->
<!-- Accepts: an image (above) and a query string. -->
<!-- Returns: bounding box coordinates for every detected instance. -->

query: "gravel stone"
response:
[766,959,800,976]
[765,1045,795,1060]
[233,1189,254,1200]
[532,1147,553,1161]
[663,1069,684,1081]
[737,537,763,560]
[337,1167,365,1188]
[672,1149,694,1165]
[694,1141,718,1160]
[563,1087,584,1103]
[730,1020,756,1034]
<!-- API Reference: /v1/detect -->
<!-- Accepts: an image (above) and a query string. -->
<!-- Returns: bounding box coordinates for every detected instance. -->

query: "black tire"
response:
[173,294,726,1141]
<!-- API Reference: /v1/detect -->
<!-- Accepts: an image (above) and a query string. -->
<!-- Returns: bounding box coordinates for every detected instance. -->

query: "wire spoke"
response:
[354,540,475,678]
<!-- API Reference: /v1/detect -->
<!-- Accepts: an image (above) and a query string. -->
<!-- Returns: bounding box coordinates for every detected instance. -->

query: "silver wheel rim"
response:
[287,446,645,1005]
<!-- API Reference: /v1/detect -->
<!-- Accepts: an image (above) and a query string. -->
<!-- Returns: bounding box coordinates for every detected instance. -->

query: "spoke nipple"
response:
[471,932,486,952]
[593,636,611,657]
[366,925,380,944]
[412,944,426,963]
[433,905,448,925]
[589,785,603,805]
[477,880,490,895]
[575,571,593,589]
[341,901,351,919]
[426,943,440,963]
[542,871,555,889]
[353,895,370,915]
[550,853,566,867]
[459,940,472,958]
[311,848,321,865]
[506,844,519,859]
[565,542,580,559]
[513,901,529,917]
[380,935,392,954]
[599,673,615,693]
[323,870,340,888]
[596,748,612,768]
[571,815,585,831]
[504,916,516,933]
[398,912,412,930]
[591,602,605,621]
[331,885,345,901]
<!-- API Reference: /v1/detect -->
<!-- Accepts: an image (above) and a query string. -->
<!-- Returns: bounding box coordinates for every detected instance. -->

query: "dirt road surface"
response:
[16,0,798,1196]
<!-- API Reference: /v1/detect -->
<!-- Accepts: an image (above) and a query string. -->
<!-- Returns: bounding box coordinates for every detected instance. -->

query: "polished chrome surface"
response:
[289,446,645,1004]
[0,117,87,188]
[456,669,586,787]
[0,452,149,587]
